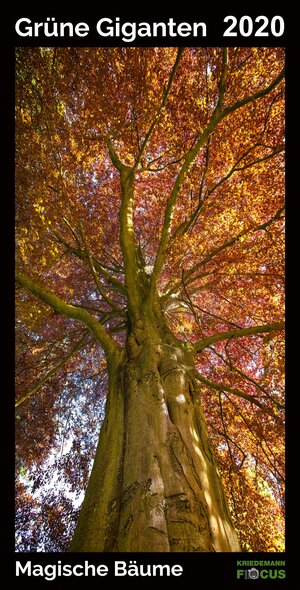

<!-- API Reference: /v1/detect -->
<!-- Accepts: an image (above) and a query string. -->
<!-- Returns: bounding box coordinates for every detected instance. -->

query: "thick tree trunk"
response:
[70,320,240,552]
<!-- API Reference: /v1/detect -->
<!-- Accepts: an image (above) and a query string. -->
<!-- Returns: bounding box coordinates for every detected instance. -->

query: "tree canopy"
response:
[15,47,285,552]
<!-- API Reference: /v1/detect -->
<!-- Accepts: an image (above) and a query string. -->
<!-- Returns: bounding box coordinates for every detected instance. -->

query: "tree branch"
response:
[134,47,184,170]
[53,233,126,296]
[208,345,284,410]
[78,222,125,314]
[107,140,142,316]
[195,371,278,419]
[220,67,285,119]
[217,47,229,109]
[150,109,223,292]
[180,269,242,330]
[107,138,127,173]
[200,145,283,212]
[171,142,283,244]
[62,216,81,249]
[150,61,284,292]
[162,204,284,302]
[171,138,211,240]
[223,392,285,482]
[186,204,284,282]
[181,269,205,339]
[194,321,284,353]
[15,331,89,408]
[211,425,247,470]
[16,272,117,358]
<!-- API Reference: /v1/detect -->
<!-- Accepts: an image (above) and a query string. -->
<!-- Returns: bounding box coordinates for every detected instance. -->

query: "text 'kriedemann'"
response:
[16,560,184,580]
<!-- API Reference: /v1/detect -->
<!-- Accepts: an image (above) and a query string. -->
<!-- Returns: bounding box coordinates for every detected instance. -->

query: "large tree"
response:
[15,47,285,552]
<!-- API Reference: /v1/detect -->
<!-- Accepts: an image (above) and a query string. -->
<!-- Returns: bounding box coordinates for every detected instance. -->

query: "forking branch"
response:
[150,52,284,292]
[162,205,284,302]
[15,272,118,359]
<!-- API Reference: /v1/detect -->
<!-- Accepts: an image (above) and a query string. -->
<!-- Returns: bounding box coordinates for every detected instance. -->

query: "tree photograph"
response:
[15,46,285,553]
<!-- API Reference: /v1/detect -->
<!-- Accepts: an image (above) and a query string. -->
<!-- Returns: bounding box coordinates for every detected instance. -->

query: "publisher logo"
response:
[236,566,286,581]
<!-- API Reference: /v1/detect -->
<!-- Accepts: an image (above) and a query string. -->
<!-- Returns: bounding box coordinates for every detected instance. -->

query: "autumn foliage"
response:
[15,47,285,551]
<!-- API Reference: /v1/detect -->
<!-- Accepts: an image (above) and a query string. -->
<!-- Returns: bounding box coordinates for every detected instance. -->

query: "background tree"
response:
[15,47,285,552]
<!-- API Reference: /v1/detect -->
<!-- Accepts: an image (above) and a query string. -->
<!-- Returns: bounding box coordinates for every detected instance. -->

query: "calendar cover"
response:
[5,9,290,588]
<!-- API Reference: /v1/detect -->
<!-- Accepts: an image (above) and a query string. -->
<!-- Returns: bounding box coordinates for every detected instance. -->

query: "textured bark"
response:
[70,317,241,552]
